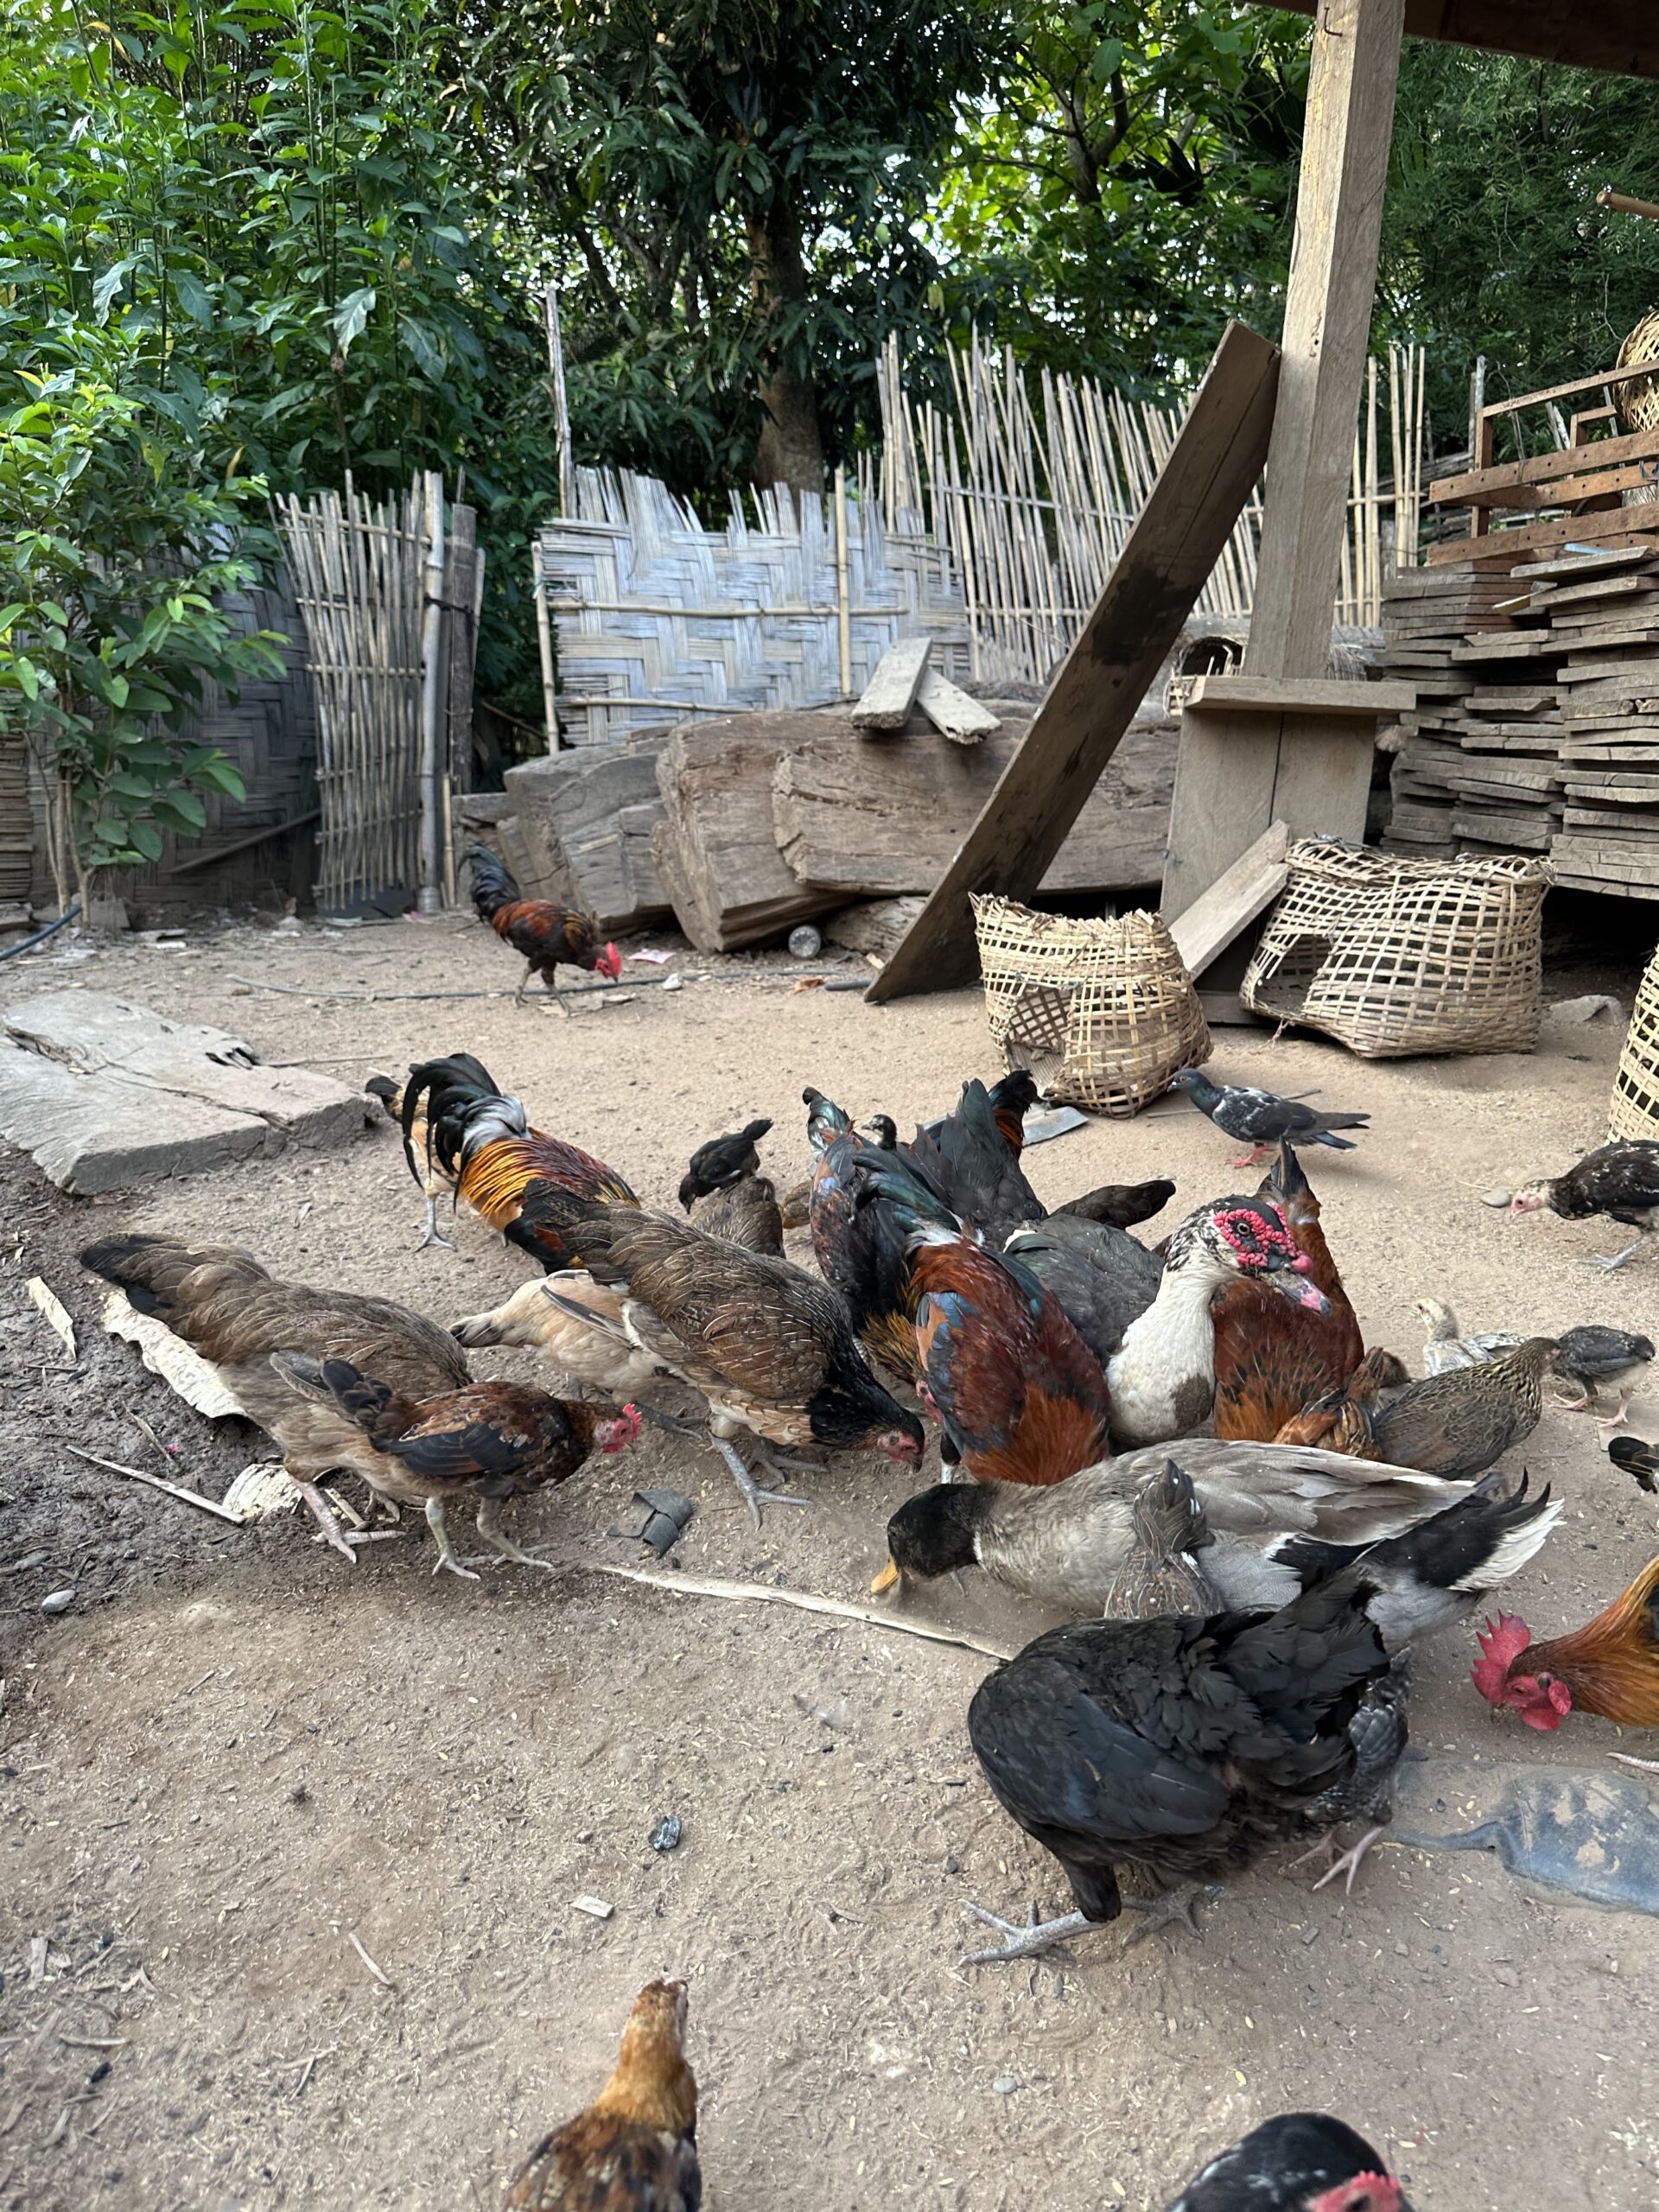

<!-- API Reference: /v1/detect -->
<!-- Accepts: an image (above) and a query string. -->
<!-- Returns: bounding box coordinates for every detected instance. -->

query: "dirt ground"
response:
[2,906,1658,2212]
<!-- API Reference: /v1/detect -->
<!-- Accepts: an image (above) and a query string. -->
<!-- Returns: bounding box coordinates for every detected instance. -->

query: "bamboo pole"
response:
[833,464,852,696]
[416,471,447,913]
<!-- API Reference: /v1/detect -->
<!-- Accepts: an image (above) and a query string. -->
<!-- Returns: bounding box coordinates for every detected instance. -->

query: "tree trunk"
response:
[746,199,823,495]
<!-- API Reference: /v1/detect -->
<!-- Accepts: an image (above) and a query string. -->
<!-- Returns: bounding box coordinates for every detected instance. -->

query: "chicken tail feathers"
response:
[271,1351,409,1444]
[852,1148,966,1249]
[464,842,519,921]
[79,1231,268,1320]
[804,1085,854,1156]
[401,1052,526,1180]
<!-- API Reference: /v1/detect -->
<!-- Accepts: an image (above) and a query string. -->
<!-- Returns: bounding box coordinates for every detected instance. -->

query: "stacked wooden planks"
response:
[1380,544,1659,896]
[1376,569,1529,855]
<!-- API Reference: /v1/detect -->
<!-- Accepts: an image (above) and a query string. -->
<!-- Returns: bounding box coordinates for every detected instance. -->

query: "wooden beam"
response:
[1429,423,1659,505]
[1424,505,1659,565]
[1166,821,1290,977]
[1161,0,1403,925]
[1253,0,1659,81]
[865,321,1281,1005]
[1184,675,1417,715]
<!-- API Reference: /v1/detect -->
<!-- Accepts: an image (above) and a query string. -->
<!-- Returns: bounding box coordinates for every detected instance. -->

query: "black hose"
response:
[0,901,81,963]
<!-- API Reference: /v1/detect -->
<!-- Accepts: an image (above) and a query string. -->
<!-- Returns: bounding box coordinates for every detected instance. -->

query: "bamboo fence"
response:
[276,478,480,908]
[868,334,1432,685]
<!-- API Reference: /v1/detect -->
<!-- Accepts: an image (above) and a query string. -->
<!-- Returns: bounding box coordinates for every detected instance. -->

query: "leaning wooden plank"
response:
[1166,821,1290,978]
[912,666,1001,745]
[773,721,1174,899]
[867,320,1281,1002]
[851,637,931,731]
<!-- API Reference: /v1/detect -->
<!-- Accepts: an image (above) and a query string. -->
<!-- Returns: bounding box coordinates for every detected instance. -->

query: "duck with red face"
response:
[1472,1557,1659,1731]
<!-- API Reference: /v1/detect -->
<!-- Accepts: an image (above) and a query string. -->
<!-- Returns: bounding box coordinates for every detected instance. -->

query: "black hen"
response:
[1512,1138,1659,1270]
[907,1077,1045,1243]
[1053,1176,1177,1231]
[1165,2112,1411,2211]
[962,1566,1408,1964]
[1001,1211,1164,1366]
[678,1117,773,1210]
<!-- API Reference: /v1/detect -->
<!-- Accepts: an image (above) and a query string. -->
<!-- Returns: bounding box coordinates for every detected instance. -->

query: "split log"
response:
[852,638,931,730]
[823,898,926,958]
[499,734,675,933]
[653,716,847,951]
[773,720,1175,899]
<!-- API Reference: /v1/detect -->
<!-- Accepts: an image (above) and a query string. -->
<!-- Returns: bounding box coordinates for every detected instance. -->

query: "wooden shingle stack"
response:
[1538,549,1659,893]
[1377,568,1529,855]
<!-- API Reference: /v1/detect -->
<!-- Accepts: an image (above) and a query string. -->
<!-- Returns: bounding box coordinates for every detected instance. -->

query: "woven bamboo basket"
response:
[1240,841,1550,1058]
[1610,943,1659,1140]
[1616,310,1659,437]
[972,896,1210,1116]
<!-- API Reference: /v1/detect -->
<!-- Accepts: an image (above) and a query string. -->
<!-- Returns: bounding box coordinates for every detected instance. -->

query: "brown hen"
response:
[505,1980,699,2211]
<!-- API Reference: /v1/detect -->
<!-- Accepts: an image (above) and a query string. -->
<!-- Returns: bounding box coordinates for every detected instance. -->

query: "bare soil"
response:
[1,910,1657,2212]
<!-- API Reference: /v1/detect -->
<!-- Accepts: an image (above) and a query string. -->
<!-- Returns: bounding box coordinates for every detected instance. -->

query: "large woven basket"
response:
[1241,841,1550,1058]
[1610,943,1659,1140]
[972,896,1210,1115]
[1617,310,1659,437]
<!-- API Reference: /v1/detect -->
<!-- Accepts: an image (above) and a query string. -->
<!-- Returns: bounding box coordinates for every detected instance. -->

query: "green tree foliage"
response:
[1379,45,1659,448]
[0,0,563,729]
[932,1,1307,383]
[454,0,999,492]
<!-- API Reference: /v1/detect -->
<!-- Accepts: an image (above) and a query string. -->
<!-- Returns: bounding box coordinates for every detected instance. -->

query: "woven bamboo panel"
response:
[1242,840,1550,1058]
[535,469,971,747]
[1616,311,1659,437]
[1610,942,1659,1139]
[973,896,1210,1116]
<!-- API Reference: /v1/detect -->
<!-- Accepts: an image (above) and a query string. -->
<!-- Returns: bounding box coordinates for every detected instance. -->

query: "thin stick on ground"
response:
[559,1555,1015,1662]
[61,1445,245,1526]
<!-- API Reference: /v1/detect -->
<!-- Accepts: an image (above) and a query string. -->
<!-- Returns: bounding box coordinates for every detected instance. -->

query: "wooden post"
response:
[833,464,852,696]
[868,321,1281,1003]
[416,470,448,914]
[1160,0,1405,925]
[543,283,576,518]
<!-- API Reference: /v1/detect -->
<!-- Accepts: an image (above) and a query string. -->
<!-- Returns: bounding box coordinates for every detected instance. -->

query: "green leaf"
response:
[0,602,25,636]
[153,792,207,832]
[331,287,377,354]
[172,270,214,325]
[129,819,164,861]
[191,754,246,798]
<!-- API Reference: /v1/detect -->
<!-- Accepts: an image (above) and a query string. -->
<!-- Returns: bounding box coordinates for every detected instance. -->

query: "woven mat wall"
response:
[536,470,972,747]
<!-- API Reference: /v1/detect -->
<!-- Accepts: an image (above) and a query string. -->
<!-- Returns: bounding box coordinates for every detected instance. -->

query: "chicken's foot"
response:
[513,963,533,1006]
[1594,1387,1635,1432]
[294,1479,359,1565]
[960,1904,1094,1967]
[1586,1233,1654,1272]
[474,1498,561,1573]
[709,1434,810,1530]
[424,1497,481,1580]
[1295,1824,1389,1895]
[635,1404,709,1439]
[1119,1883,1220,1947]
[417,1193,455,1251]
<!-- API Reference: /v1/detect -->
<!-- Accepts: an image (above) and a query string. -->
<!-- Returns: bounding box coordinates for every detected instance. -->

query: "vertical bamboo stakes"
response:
[833,464,852,696]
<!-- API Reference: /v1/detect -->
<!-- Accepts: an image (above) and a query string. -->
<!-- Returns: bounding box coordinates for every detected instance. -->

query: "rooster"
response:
[1212,1144,1366,1444]
[79,1233,638,1575]
[365,1069,456,1249]
[505,1980,698,2210]
[1471,1554,1659,1730]
[465,843,621,1003]
[399,1053,638,1273]
[804,1085,920,1385]
[1165,2113,1412,2212]
[854,1151,1113,1486]
[961,1560,1409,1965]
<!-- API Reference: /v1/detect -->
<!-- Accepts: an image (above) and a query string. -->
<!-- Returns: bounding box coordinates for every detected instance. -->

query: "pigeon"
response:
[1169,1069,1370,1169]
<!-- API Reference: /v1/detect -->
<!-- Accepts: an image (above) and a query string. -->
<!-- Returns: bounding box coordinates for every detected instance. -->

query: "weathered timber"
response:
[772,721,1173,899]
[823,898,927,959]
[913,667,1001,744]
[1165,821,1290,977]
[653,716,848,951]
[852,638,931,730]
[868,319,1281,1002]
[500,734,674,933]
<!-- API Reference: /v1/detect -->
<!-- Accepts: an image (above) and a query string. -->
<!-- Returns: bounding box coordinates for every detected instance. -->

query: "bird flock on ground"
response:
[71,855,1659,2209]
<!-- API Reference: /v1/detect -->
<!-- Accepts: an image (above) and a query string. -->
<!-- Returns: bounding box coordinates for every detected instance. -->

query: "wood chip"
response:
[25,1279,75,1361]
[570,1896,614,1920]
[101,1291,243,1420]
[346,1931,393,1987]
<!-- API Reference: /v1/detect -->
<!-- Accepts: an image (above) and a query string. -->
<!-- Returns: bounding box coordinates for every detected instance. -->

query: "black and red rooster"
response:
[465,844,621,1002]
